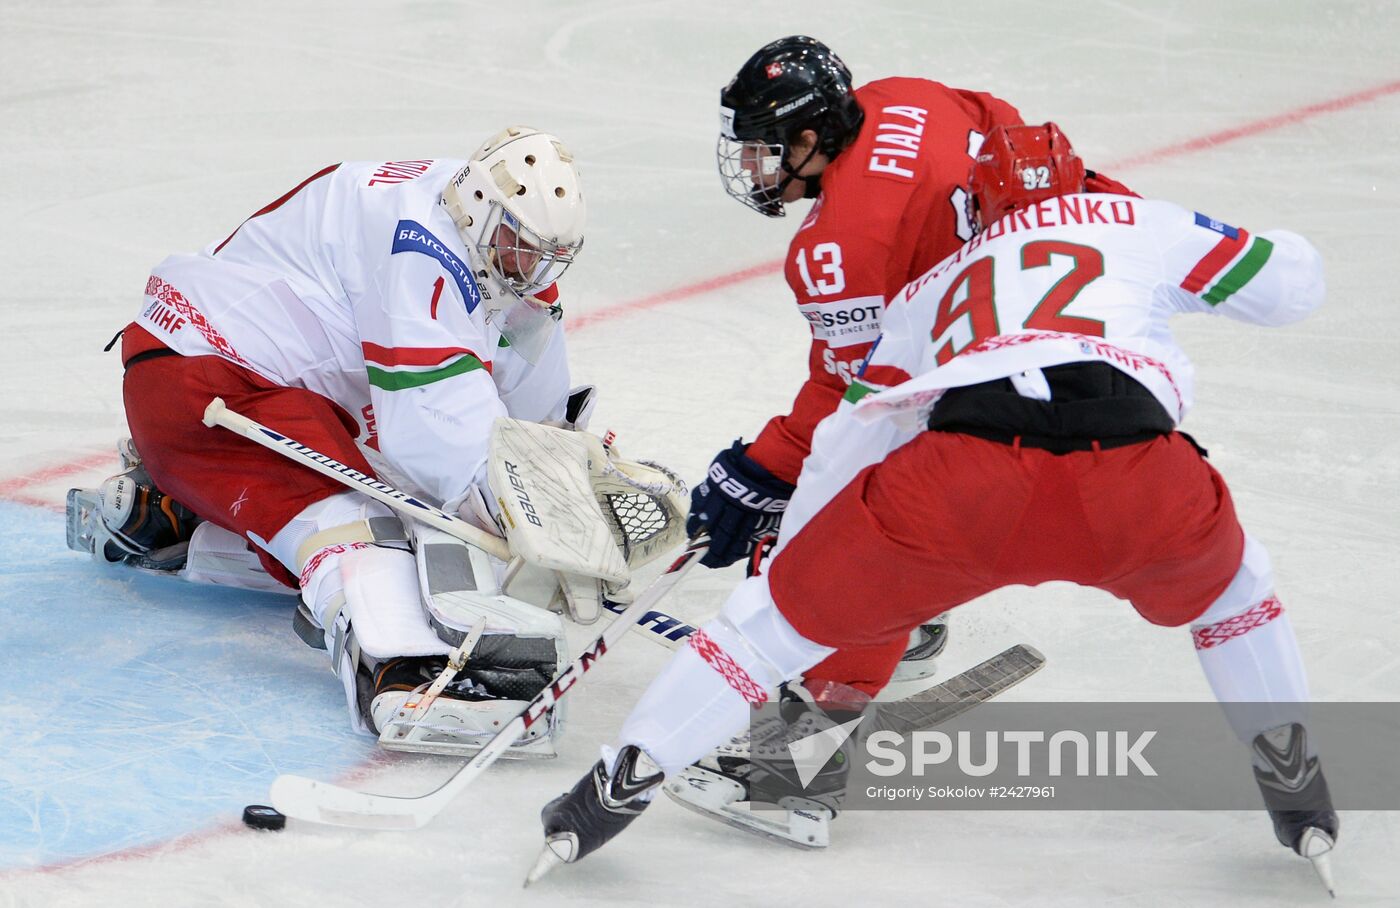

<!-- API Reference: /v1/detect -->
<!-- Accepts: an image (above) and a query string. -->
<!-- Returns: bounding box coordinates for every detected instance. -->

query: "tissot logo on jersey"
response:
[798,297,884,348]
[391,220,481,313]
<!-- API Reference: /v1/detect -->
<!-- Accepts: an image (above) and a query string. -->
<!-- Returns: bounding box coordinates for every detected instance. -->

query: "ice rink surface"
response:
[1,1,1398,905]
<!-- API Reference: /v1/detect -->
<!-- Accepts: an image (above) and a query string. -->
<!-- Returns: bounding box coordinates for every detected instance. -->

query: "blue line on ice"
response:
[0,502,373,870]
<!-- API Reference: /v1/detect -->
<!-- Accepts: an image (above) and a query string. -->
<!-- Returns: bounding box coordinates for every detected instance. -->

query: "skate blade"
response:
[378,722,557,760]
[66,488,100,554]
[523,835,574,887]
[376,697,557,759]
[1298,827,1336,898]
[663,766,830,849]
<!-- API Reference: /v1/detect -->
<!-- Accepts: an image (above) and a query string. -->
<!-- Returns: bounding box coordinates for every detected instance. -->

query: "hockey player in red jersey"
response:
[533,123,1337,890]
[688,36,1134,691]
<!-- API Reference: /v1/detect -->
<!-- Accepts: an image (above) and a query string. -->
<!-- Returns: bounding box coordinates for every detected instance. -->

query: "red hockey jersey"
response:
[743,78,1025,482]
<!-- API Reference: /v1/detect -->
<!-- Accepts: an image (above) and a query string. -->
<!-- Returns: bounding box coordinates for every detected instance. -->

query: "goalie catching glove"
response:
[687,440,795,569]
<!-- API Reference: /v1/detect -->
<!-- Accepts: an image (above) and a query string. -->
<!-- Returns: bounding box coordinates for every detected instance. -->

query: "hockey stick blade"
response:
[878,643,1046,736]
[269,537,709,830]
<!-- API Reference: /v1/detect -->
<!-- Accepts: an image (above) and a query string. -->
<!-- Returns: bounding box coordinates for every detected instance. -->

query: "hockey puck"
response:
[242,804,286,831]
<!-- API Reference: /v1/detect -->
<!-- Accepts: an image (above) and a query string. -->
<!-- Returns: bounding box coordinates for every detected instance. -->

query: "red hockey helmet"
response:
[969,122,1085,233]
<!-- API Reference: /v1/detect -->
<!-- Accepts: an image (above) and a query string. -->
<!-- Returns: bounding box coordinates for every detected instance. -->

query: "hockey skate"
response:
[663,684,858,849]
[890,615,950,683]
[526,744,664,885]
[665,645,1047,848]
[1252,722,1340,896]
[66,440,200,574]
[365,639,562,760]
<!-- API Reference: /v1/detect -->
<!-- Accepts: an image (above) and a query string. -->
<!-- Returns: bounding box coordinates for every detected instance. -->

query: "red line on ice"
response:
[1103,78,1400,171]
[0,451,117,511]
[4,74,1397,878]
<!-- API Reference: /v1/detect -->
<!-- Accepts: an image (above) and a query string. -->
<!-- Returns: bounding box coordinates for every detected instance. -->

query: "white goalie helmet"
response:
[442,127,586,362]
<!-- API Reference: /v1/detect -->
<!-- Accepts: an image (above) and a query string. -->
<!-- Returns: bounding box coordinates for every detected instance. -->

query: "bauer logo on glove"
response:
[687,440,796,569]
[705,459,790,514]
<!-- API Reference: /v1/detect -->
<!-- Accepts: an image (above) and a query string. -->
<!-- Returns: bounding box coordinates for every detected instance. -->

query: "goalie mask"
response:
[442,127,586,362]
[969,122,1085,234]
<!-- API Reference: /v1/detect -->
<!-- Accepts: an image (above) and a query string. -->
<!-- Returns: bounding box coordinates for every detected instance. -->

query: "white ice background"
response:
[1,1,1398,905]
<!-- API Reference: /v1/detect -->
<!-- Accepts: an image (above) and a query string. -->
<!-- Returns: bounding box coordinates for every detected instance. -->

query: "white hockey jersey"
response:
[135,159,571,510]
[779,193,1325,540]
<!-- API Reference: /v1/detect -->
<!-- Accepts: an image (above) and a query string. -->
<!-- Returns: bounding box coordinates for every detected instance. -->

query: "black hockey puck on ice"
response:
[242,804,287,831]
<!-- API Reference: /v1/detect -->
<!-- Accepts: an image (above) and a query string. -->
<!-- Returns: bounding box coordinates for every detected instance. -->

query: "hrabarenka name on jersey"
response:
[899,196,1143,305]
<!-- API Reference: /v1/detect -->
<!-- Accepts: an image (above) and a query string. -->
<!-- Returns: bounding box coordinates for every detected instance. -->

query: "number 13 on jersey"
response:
[796,242,847,297]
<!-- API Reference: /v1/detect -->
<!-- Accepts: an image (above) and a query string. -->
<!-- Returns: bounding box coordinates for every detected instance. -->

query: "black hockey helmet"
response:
[717,36,865,216]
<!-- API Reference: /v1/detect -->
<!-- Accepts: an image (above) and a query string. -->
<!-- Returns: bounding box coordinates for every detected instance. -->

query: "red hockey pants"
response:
[774,430,1245,696]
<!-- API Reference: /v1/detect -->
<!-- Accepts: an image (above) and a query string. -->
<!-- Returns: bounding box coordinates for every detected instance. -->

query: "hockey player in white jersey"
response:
[532,123,1338,886]
[65,127,674,758]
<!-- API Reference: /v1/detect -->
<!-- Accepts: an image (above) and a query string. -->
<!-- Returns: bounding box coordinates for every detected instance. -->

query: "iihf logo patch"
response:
[1193,211,1240,240]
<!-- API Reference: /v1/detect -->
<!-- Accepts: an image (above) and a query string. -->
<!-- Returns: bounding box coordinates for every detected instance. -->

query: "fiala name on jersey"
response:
[799,297,883,349]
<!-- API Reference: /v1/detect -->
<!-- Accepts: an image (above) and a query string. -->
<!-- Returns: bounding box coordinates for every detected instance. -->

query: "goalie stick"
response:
[266,536,709,830]
[202,397,510,560]
[200,397,693,653]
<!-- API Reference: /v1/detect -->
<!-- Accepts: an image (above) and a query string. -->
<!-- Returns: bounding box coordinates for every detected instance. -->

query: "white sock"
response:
[615,576,833,776]
[1191,535,1310,749]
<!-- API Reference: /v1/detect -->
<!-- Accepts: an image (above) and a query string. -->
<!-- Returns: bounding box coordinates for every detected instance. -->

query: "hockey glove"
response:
[686,440,795,569]
[545,384,598,432]
[562,384,597,432]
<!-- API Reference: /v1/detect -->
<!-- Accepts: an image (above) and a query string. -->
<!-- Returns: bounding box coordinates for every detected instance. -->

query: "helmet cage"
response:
[716,134,790,217]
[477,200,583,297]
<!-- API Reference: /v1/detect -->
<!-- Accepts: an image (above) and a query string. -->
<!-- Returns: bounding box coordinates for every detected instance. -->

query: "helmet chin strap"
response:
[775,140,822,202]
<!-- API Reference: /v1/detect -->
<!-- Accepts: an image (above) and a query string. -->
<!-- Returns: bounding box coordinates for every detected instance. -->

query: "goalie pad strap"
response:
[294,516,407,571]
[301,542,370,589]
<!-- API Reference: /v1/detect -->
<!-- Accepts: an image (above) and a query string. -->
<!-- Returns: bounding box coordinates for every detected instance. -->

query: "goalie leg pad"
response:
[408,520,568,696]
[340,546,451,660]
[182,521,295,595]
[384,522,567,756]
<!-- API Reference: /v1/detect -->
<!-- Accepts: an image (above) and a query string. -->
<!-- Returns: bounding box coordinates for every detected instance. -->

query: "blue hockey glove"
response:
[686,440,796,569]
